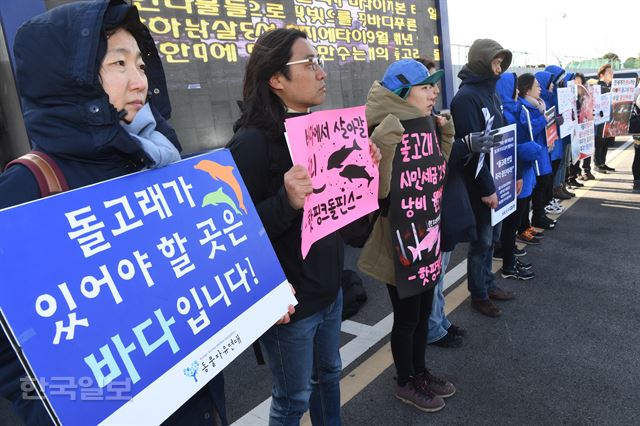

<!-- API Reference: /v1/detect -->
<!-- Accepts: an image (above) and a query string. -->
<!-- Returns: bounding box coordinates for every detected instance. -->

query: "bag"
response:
[341,269,367,320]
[5,150,68,196]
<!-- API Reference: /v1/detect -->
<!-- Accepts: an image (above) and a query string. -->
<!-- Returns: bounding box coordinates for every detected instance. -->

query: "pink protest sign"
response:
[284,106,379,259]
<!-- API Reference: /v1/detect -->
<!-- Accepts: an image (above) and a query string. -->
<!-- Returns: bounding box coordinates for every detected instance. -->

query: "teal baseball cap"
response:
[381,59,444,98]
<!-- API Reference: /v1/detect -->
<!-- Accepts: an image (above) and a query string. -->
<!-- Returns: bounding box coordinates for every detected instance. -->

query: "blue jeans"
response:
[260,289,343,426]
[427,251,451,344]
[467,219,501,300]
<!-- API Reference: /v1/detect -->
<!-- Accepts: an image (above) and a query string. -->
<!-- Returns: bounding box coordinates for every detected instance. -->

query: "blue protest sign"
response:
[0,149,295,425]
[490,124,517,226]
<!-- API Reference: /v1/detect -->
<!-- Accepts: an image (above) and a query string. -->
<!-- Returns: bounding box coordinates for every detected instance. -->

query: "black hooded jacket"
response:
[0,2,199,424]
[450,39,510,221]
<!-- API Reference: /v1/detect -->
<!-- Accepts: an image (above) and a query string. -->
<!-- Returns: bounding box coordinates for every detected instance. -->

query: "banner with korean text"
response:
[490,124,517,226]
[285,106,379,259]
[0,149,295,425]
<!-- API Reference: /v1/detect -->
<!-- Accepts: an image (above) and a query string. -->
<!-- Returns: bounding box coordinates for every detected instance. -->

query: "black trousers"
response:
[500,203,522,270]
[532,174,553,221]
[387,284,434,385]
[550,159,561,191]
[517,196,531,234]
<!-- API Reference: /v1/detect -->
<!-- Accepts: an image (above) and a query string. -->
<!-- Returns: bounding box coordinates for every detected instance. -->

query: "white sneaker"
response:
[550,198,563,208]
[545,204,564,214]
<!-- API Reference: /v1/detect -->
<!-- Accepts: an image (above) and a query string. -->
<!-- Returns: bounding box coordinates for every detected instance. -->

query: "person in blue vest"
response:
[450,39,516,318]
[0,1,226,425]
[495,72,538,280]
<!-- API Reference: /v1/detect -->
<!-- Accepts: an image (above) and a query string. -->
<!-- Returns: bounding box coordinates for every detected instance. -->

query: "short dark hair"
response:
[236,28,308,138]
[574,72,586,84]
[598,63,612,77]
[517,73,536,97]
[415,57,437,71]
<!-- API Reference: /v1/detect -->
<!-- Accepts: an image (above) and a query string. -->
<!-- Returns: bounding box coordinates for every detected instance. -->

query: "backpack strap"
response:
[5,150,69,197]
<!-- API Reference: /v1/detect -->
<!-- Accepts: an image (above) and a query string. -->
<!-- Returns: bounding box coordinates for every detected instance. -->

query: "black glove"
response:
[463,129,502,154]
[556,114,565,126]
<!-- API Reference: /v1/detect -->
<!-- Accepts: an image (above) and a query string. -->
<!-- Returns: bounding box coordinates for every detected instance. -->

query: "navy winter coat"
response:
[0,2,231,426]
[451,65,504,222]
[0,0,180,210]
[496,73,542,199]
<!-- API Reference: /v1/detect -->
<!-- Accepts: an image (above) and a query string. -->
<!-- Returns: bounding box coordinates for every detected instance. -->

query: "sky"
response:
[447,0,639,66]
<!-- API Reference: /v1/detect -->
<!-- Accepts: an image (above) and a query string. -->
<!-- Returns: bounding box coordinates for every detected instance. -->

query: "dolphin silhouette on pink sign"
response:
[407,226,439,263]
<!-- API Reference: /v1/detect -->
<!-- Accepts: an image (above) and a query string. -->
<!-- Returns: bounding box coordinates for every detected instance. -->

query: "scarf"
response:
[120,103,181,168]
[525,95,546,114]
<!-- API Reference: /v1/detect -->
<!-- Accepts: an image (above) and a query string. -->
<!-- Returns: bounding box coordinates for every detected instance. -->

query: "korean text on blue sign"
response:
[0,149,294,425]
[490,124,517,226]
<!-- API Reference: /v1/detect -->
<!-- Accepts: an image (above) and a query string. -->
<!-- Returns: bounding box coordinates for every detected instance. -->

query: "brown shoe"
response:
[416,369,456,398]
[395,378,446,412]
[488,287,515,301]
[471,299,502,317]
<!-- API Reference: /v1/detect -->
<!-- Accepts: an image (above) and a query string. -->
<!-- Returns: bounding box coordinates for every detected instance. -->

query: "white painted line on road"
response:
[443,259,467,291]
[233,263,469,425]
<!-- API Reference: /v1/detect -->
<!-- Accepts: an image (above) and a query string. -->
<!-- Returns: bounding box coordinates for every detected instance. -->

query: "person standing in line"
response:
[584,64,615,174]
[567,72,588,188]
[228,28,381,426]
[359,59,454,412]
[0,1,229,425]
[450,39,516,318]
[630,83,640,193]
[415,57,465,348]
[533,71,563,225]
[495,72,538,280]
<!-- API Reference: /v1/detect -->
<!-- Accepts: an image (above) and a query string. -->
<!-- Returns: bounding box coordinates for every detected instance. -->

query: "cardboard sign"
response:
[389,116,445,299]
[0,149,296,425]
[284,106,379,259]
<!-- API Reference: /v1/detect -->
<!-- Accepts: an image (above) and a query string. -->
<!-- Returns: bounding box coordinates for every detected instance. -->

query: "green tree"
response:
[603,52,620,62]
[623,57,639,69]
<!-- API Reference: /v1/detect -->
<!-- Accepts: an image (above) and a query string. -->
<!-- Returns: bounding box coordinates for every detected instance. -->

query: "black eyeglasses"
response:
[285,56,325,71]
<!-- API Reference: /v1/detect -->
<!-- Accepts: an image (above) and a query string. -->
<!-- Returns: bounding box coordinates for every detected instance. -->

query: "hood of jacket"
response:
[457,65,500,90]
[14,0,179,164]
[496,72,518,115]
[466,38,512,75]
[535,71,555,107]
[365,80,426,128]
[564,72,575,85]
[535,71,553,91]
[545,65,566,86]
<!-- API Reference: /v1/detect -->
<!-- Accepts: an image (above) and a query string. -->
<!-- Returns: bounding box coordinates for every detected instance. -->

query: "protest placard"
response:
[557,87,577,138]
[490,124,517,226]
[571,121,596,162]
[284,106,379,259]
[0,149,295,425]
[388,116,445,299]
[544,106,559,148]
[603,78,637,137]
